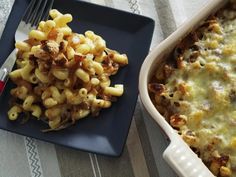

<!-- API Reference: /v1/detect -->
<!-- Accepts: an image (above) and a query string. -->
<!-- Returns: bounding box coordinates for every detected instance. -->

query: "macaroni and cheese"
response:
[149,2,236,177]
[8,9,128,131]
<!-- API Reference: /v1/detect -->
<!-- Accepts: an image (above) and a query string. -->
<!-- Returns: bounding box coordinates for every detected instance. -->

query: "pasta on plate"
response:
[8,9,128,131]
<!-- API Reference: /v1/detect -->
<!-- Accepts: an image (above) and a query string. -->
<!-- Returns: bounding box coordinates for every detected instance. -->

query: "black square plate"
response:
[0,0,154,156]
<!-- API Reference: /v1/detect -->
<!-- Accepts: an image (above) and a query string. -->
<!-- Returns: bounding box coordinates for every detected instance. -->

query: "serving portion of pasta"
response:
[8,9,128,131]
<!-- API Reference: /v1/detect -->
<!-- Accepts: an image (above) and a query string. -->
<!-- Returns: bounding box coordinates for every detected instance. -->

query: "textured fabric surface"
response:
[0,0,209,176]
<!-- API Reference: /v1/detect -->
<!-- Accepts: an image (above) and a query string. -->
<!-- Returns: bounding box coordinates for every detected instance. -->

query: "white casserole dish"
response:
[139,0,228,176]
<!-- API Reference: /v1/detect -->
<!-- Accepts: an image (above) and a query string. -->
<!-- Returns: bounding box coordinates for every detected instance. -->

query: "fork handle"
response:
[0,68,8,96]
[0,80,5,93]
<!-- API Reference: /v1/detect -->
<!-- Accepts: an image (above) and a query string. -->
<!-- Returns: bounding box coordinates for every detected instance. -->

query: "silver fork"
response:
[0,0,54,95]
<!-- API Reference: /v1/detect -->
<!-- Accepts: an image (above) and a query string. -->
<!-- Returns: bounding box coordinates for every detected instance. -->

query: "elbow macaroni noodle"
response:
[8,9,128,131]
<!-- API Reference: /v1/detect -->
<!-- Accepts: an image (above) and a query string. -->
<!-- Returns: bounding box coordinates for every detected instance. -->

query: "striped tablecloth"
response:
[0,0,209,177]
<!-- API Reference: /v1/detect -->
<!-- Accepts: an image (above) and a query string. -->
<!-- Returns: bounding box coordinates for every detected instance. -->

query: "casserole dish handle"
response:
[163,135,215,177]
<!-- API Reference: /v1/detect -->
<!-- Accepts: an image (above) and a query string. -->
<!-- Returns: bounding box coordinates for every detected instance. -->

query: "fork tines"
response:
[23,0,54,27]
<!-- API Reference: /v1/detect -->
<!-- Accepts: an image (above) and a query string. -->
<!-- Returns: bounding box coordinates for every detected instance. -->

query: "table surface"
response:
[0,0,209,177]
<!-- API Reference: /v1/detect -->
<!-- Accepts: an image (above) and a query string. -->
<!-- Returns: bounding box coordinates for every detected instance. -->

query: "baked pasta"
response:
[149,1,236,177]
[8,9,128,131]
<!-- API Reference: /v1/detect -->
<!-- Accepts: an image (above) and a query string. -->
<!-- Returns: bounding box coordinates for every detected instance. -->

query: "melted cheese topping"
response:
[151,5,236,177]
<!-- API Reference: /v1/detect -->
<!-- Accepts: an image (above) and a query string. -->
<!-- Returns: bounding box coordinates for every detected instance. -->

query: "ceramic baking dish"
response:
[139,0,228,176]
